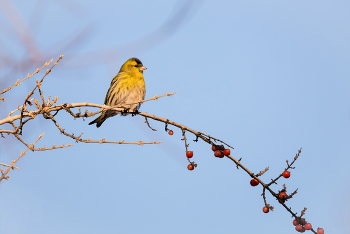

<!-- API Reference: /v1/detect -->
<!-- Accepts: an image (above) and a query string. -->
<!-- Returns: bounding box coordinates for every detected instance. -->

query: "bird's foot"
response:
[131,110,139,116]
[121,108,130,115]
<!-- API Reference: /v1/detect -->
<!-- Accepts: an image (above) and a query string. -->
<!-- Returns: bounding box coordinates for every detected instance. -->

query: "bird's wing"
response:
[104,72,122,105]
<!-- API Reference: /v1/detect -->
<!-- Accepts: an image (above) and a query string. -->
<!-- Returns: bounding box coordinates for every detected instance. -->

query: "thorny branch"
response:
[0,57,321,234]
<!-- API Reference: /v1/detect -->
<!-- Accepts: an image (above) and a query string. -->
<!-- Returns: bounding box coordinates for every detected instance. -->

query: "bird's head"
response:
[120,58,147,74]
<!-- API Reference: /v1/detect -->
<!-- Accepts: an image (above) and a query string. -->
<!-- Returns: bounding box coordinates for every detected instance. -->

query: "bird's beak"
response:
[139,66,147,71]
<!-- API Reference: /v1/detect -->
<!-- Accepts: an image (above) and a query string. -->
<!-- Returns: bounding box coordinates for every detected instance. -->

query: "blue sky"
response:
[0,0,349,233]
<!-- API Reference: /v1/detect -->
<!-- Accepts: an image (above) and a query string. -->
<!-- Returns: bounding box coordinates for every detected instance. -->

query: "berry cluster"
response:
[293,217,323,233]
[212,144,231,158]
[184,144,231,171]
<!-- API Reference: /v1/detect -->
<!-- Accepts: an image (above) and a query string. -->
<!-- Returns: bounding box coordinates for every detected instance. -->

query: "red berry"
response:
[214,150,223,158]
[168,130,173,135]
[211,145,217,151]
[186,151,193,158]
[187,164,194,170]
[262,206,269,213]
[295,225,303,232]
[279,192,287,199]
[293,219,298,226]
[250,179,259,186]
[223,149,230,156]
[304,223,312,230]
[283,171,290,178]
[317,228,324,234]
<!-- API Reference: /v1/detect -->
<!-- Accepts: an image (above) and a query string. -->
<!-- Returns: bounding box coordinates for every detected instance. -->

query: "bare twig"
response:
[0,59,52,95]
[145,117,157,131]
[0,163,20,170]
[256,167,269,177]
[124,92,176,106]
[0,133,44,182]
[18,55,64,134]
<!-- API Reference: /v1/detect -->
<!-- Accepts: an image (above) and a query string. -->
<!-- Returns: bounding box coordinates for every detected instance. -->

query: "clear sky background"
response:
[0,0,349,233]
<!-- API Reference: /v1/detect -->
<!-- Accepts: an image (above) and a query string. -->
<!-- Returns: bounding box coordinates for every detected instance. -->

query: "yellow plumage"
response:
[89,58,146,127]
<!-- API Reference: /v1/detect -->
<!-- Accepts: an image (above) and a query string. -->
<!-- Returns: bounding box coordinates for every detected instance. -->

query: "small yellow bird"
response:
[89,58,146,128]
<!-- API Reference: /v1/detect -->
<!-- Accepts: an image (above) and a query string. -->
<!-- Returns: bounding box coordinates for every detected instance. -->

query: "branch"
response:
[0,133,44,182]
[18,55,64,134]
[0,59,53,96]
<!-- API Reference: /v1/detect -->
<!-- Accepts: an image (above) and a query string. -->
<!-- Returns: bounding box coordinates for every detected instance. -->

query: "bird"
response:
[89,57,146,128]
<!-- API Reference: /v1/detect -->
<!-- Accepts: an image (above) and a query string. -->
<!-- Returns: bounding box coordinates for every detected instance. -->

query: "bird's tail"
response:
[88,112,107,128]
